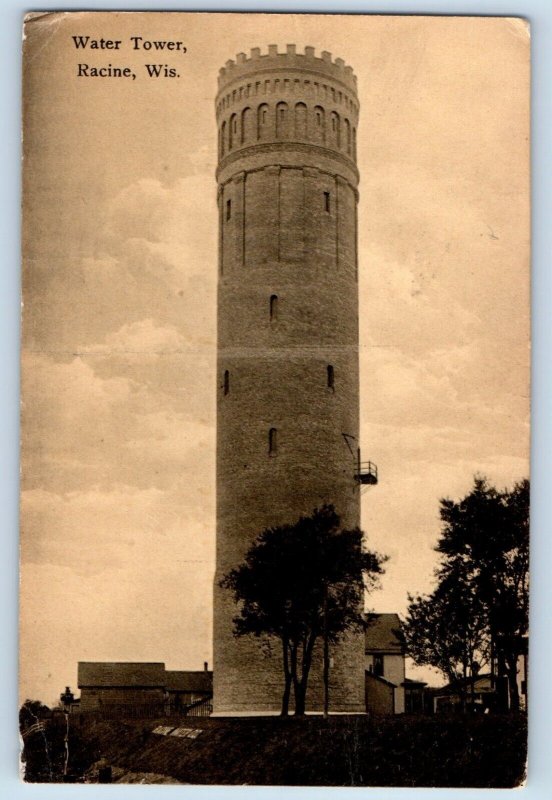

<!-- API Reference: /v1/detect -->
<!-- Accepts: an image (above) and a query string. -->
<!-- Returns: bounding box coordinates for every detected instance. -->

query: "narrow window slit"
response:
[269,427,278,456]
[327,364,335,390]
[270,294,278,321]
[226,199,231,221]
[223,370,230,395]
[324,192,331,213]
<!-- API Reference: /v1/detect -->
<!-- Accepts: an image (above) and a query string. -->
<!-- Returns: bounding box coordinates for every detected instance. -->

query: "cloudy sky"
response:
[21,12,529,703]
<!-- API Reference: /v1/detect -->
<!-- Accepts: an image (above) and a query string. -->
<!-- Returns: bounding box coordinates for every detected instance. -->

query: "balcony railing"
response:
[355,460,378,485]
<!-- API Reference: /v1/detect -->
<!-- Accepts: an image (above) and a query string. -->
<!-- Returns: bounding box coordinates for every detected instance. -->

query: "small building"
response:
[365,613,406,714]
[403,677,428,714]
[432,673,495,713]
[165,663,213,713]
[78,662,166,716]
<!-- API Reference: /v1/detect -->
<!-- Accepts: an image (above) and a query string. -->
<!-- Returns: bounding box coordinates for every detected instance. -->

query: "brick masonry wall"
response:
[214,51,365,715]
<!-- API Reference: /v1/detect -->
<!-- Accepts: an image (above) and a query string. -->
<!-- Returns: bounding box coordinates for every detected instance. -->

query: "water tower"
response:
[214,44,375,714]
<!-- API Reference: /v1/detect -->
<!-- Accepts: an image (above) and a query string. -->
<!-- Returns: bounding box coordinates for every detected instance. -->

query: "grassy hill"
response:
[22,712,527,787]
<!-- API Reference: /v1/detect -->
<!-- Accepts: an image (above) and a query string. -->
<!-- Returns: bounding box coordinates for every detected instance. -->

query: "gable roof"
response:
[364,613,405,654]
[431,673,493,696]
[78,662,166,688]
[365,670,397,688]
[165,670,213,693]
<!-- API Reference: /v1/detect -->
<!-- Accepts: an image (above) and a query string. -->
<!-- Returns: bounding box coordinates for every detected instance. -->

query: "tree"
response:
[220,505,386,716]
[19,699,51,731]
[405,568,489,711]
[438,477,529,710]
[404,477,529,711]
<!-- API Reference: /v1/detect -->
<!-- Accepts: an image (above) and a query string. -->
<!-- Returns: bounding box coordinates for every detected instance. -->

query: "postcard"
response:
[20,11,530,786]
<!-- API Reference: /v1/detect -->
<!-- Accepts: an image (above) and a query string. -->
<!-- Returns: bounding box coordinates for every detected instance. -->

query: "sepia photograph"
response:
[20,10,529,786]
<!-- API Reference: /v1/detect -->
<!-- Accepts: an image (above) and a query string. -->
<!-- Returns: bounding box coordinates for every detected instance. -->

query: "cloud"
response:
[23,172,217,355]
[100,319,186,354]
[21,485,167,573]
[21,481,215,569]
[21,348,216,494]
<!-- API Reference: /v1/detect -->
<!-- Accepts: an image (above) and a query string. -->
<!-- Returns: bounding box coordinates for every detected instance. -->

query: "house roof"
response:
[365,670,397,689]
[402,677,427,687]
[78,662,166,688]
[364,613,405,654]
[165,670,213,693]
[432,673,493,696]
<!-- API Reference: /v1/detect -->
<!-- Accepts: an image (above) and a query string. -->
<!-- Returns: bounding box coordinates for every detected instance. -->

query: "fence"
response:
[75,696,213,721]
[184,697,213,717]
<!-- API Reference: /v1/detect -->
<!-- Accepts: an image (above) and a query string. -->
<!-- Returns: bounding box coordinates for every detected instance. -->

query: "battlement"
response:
[217,44,357,95]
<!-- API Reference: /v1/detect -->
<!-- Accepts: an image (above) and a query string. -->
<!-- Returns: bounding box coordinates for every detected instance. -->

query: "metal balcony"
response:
[355,460,378,485]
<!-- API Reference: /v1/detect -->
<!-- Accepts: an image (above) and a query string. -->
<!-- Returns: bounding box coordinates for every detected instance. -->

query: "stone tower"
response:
[214,44,365,715]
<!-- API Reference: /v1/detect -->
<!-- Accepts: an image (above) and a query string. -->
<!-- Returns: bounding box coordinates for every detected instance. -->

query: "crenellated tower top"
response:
[215,44,359,177]
[217,44,357,96]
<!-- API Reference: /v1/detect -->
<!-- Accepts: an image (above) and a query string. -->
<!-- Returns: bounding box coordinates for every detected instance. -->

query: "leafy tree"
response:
[437,477,529,710]
[221,505,386,716]
[404,477,529,711]
[405,567,489,710]
[19,699,51,731]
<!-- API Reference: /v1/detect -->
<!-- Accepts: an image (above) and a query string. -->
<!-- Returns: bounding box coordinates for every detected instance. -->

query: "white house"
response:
[365,613,406,714]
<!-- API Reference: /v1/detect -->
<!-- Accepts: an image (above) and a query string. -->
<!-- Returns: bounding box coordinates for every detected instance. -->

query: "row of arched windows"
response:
[217,79,358,117]
[219,103,356,160]
[222,364,335,400]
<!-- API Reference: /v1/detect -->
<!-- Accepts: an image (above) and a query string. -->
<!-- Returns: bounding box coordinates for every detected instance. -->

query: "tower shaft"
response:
[214,45,364,714]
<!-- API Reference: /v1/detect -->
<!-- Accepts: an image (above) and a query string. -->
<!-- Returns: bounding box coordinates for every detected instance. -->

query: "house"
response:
[78,662,166,716]
[77,661,213,717]
[165,663,213,713]
[431,673,495,713]
[364,613,406,714]
[493,635,528,711]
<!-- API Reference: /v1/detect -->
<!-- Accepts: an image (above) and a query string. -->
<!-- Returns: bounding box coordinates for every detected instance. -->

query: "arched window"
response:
[276,102,289,138]
[313,106,325,144]
[224,370,230,395]
[269,427,278,456]
[220,120,226,157]
[352,126,357,161]
[269,294,278,321]
[330,112,340,148]
[229,113,237,149]
[241,107,253,143]
[327,364,335,390]
[345,118,351,155]
[257,103,269,139]
[294,102,307,139]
